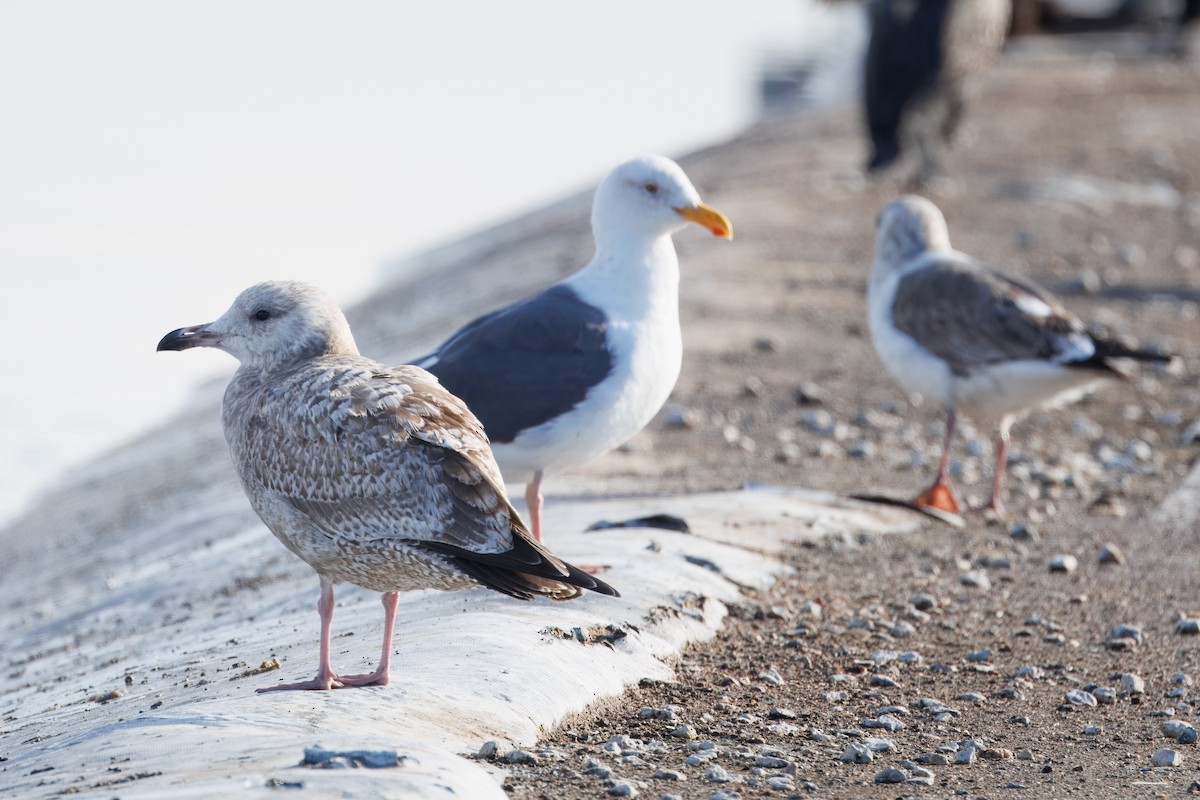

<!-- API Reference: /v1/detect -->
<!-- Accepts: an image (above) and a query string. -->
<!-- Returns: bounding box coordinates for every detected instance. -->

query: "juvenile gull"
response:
[157,280,617,691]
[863,0,1010,183]
[415,155,732,544]
[867,196,1172,514]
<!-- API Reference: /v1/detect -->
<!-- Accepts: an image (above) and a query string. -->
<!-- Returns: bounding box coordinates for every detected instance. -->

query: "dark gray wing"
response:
[864,0,950,170]
[891,257,1095,374]
[417,284,614,443]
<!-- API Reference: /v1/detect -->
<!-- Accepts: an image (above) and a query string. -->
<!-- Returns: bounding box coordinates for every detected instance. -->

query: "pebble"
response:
[911,593,937,611]
[1097,543,1125,565]
[841,743,874,763]
[477,740,505,759]
[979,748,1013,761]
[869,674,900,689]
[669,725,697,740]
[705,765,732,783]
[1082,725,1103,735]
[863,737,897,752]
[1092,687,1117,704]
[1011,716,1031,726]
[1009,522,1040,541]
[1049,554,1078,573]
[862,714,905,732]
[505,750,538,765]
[1151,748,1183,767]
[873,767,907,783]
[754,755,789,769]
[1177,618,1200,635]
[768,707,796,720]
[608,781,639,798]
[1121,673,1146,696]
[1013,664,1042,679]
[916,752,950,766]
[1016,749,1035,761]
[955,747,977,765]
[757,667,785,686]
[765,776,793,790]
[965,649,991,662]
[1109,624,1144,645]
[891,620,916,638]
[956,692,986,704]
[1065,689,1098,707]
[652,769,685,782]
[1162,721,1198,744]
[960,570,991,590]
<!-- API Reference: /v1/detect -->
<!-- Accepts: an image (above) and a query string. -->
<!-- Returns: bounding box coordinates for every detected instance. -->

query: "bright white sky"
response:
[0,1,861,521]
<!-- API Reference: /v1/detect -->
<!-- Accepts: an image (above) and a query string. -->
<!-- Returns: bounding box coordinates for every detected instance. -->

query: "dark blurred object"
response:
[585,513,691,533]
[1024,0,1200,55]
[863,0,1011,184]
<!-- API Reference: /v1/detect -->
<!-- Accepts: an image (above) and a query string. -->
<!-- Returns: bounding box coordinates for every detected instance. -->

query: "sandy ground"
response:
[487,32,1200,799]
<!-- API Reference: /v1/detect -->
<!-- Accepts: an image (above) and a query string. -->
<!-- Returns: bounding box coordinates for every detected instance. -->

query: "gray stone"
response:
[1049,554,1078,573]
[669,724,696,740]
[916,752,950,766]
[504,750,538,765]
[607,781,639,798]
[1176,618,1200,635]
[862,714,905,732]
[869,674,900,688]
[652,769,685,782]
[705,764,732,783]
[1093,687,1117,704]
[960,570,991,590]
[1151,748,1182,767]
[1066,689,1098,706]
[873,767,907,784]
[1082,725,1103,735]
[1109,624,1144,645]
[1120,673,1146,696]
[1097,543,1125,565]
[840,743,874,763]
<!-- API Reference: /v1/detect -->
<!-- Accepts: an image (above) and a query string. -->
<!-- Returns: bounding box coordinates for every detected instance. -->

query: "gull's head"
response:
[156,280,359,370]
[874,195,952,268]
[592,155,732,245]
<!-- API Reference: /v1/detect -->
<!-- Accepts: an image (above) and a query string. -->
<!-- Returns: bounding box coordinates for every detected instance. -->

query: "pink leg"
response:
[524,470,545,542]
[258,578,343,692]
[985,422,1012,514]
[338,591,399,687]
[913,407,961,514]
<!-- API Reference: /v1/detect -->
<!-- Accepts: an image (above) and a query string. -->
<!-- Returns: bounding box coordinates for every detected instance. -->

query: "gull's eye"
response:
[253,308,272,322]
[644,181,659,195]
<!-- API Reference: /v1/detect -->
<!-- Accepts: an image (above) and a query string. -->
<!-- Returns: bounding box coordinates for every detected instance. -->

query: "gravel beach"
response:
[493,32,1200,799]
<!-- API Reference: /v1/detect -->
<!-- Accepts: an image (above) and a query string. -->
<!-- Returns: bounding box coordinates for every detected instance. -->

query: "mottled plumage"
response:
[416,155,732,545]
[868,196,1171,514]
[158,280,616,691]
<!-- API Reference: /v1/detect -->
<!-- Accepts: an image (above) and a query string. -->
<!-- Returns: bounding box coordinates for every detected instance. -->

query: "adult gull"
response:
[158,280,617,691]
[415,155,732,545]
[867,196,1172,514]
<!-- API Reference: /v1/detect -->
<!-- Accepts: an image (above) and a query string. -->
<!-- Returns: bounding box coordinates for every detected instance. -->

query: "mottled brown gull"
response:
[414,155,732,548]
[157,280,617,692]
[867,196,1172,515]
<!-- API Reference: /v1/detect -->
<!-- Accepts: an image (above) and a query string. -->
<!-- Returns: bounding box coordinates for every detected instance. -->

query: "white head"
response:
[874,195,952,272]
[157,280,359,371]
[591,155,732,248]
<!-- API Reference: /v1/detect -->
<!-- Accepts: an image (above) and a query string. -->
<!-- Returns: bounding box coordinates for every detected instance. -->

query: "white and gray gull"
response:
[414,155,732,544]
[157,280,617,692]
[867,196,1172,515]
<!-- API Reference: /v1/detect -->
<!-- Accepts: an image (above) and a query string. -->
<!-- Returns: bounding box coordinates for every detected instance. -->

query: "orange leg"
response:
[913,407,961,514]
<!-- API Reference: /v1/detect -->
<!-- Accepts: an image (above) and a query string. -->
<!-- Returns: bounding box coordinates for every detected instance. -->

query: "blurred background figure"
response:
[863,0,1011,184]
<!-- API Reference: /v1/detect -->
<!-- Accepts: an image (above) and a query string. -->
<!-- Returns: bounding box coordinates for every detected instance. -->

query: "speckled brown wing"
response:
[890,256,1091,375]
[237,357,617,599]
